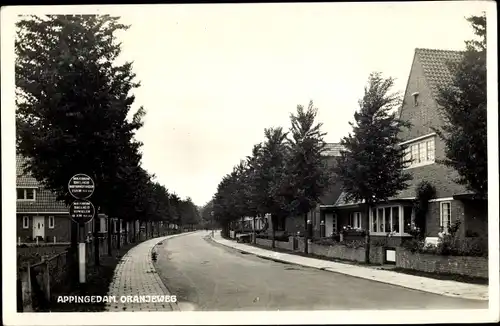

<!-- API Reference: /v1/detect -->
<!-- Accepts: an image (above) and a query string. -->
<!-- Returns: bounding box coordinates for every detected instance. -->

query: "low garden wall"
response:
[368,246,384,265]
[255,238,273,248]
[396,247,488,278]
[309,242,366,263]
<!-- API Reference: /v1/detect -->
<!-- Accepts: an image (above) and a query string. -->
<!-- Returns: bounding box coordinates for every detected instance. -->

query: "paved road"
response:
[153,231,487,311]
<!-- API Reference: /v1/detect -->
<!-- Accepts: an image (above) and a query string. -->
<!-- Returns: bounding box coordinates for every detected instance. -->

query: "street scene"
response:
[3,2,497,325]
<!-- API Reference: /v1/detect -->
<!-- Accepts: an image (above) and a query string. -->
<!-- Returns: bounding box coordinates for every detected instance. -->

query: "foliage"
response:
[334,72,412,209]
[402,234,488,257]
[434,13,487,198]
[412,181,437,237]
[281,101,330,217]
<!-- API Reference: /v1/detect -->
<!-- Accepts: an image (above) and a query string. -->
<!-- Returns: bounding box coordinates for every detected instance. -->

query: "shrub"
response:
[436,236,487,257]
[401,238,425,253]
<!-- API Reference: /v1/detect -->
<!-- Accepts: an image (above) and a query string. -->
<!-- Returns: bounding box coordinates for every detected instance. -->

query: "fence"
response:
[17,227,180,312]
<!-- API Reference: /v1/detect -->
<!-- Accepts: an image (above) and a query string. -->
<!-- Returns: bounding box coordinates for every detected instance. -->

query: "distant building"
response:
[16,155,108,243]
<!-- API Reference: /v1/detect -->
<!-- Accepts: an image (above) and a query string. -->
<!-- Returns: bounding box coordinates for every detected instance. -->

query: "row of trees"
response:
[213,101,331,252]
[15,14,200,267]
[212,13,487,248]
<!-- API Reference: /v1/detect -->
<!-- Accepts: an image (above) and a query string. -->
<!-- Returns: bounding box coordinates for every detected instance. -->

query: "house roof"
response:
[415,48,463,98]
[16,155,69,213]
[323,143,343,157]
[318,155,343,205]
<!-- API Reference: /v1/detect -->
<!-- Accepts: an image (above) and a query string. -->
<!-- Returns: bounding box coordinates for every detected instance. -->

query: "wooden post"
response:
[78,224,86,284]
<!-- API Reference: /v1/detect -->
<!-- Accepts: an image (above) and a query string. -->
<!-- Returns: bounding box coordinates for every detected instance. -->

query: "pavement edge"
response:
[210,234,488,302]
[150,231,199,311]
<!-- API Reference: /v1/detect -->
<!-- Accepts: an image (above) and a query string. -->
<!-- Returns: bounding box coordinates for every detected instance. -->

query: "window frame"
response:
[440,201,452,232]
[48,216,55,229]
[22,216,29,229]
[332,214,338,233]
[369,204,413,236]
[401,135,436,169]
[349,212,362,229]
[16,187,37,201]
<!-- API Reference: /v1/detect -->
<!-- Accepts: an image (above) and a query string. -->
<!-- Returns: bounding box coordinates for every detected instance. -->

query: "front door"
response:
[32,216,45,240]
[325,213,335,237]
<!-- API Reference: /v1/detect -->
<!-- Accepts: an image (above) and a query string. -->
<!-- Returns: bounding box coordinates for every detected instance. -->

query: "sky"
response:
[4,2,491,207]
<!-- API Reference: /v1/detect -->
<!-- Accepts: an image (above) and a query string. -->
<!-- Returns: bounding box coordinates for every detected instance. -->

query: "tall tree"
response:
[334,73,412,245]
[244,143,264,243]
[255,128,289,248]
[284,101,330,254]
[15,15,144,266]
[435,13,487,198]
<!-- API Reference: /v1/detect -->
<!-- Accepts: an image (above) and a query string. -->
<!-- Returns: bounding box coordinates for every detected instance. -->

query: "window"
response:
[48,216,55,229]
[23,216,29,229]
[403,136,436,169]
[403,206,413,233]
[440,202,452,232]
[332,214,337,233]
[370,205,401,234]
[113,219,117,233]
[412,92,419,106]
[349,212,362,228]
[17,188,36,201]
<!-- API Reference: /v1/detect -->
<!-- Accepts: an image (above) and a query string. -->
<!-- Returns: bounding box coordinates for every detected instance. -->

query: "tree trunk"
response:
[132,220,136,243]
[271,214,276,248]
[107,217,112,256]
[93,216,100,266]
[117,218,121,250]
[304,213,309,254]
[253,216,256,244]
[365,204,371,264]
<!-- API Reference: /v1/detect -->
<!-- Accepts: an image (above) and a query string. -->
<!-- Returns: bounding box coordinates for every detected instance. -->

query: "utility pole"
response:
[210,211,214,237]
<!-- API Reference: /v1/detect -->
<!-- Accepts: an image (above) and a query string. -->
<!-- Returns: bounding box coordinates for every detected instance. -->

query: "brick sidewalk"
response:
[211,232,488,301]
[105,234,191,312]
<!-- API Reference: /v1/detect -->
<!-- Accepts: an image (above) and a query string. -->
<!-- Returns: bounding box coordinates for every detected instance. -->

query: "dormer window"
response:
[412,92,420,106]
[17,187,36,201]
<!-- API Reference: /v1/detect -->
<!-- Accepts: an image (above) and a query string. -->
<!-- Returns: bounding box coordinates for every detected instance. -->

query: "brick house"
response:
[327,48,488,245]
[16,155,109,244]
[284,143,344,238]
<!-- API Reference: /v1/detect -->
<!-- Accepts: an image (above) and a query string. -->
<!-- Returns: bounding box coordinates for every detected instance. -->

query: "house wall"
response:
[45,215,71,242]
[399,53,445,141]
[425,200,465,237]
[463,200,488,237]
[335,207,369,231]
[17,214,71,242]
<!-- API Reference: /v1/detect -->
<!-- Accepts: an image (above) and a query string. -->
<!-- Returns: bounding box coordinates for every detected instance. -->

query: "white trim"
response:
[16,186,38,188]
[440,201,452,231]
[404,161,435,170]
[369,204,414,236]
[429,197,454,203]
[22,216,29,229]
[348,212,362,228]
[319,205,336,208]
[48,216,55,229]
[399,133,436,146]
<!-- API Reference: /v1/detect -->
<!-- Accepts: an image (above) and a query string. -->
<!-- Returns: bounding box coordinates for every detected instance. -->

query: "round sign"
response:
[69,199,95,224]
[68,174,95,199]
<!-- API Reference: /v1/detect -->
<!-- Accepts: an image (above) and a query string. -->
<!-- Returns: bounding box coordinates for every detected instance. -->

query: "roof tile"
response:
[415,48,463,98]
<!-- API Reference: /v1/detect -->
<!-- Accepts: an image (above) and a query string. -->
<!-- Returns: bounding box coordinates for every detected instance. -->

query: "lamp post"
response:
[210,211,214,237]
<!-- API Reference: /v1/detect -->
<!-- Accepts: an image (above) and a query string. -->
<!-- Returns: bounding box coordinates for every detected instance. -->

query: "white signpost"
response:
[68,174,95,285]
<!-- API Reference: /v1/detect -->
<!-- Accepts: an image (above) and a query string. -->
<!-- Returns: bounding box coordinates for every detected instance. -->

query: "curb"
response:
[151,231,200,311]
[210,235,488,302]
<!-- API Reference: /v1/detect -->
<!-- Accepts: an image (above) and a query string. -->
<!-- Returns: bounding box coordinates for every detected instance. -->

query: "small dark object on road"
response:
[151,251,158,261]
